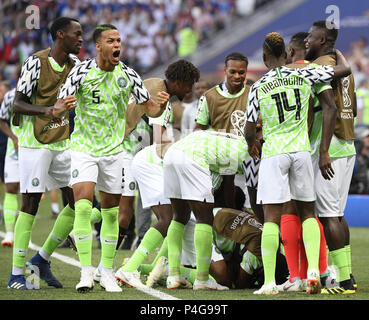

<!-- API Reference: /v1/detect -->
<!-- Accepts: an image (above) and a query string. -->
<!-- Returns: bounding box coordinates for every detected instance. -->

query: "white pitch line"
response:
[0,231,180,300]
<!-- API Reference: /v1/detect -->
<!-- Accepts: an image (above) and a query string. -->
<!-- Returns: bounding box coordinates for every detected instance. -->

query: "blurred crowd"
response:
[346,37,369,194]
[0,0,272,86]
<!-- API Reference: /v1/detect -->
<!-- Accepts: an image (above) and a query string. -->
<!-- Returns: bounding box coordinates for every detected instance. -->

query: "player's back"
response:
[171,130,248,175]
[250,66,316,158]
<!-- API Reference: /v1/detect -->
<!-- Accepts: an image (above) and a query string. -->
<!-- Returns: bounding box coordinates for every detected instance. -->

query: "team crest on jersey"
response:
[72,169,79,178]
[129,181,136,190]
[117,77,128,89]
[32,178,40,187]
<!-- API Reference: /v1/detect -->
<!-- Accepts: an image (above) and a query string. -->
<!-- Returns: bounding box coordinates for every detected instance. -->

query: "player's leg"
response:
[313,156,355,294]
[1,182,19,248]
[2,154,20,248]
[291,151,321,294]
[27,150,75,288]
[166,198,192,288]
[8,147,52,290]
[121,204,171,275]
[94,152,125,292]
[278,201,304,291]
[254,154,293,295]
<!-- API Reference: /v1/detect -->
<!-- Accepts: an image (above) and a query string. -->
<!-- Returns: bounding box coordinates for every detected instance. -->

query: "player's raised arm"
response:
[142,91,170,118]
[332,49,351,78]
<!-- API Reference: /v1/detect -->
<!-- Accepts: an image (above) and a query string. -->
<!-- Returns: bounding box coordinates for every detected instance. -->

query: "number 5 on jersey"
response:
[92,89,100,104]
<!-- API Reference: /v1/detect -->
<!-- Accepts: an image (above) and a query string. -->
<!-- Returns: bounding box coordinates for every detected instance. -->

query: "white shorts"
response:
[131,148,170,209]
[312,155,355,218]
[4,155,19,184]
[163,148,213,203]
[19,147,71,193]
[257,151,315,204]
[121,152,137,197]
[70,151,124,194]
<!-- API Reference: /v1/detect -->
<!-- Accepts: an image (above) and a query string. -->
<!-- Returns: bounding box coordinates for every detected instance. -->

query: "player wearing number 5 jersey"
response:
[245,32,351,295]
[57,24,169,293]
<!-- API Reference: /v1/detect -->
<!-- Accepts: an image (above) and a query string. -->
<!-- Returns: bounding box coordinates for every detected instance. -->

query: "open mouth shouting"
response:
[112,50,121,64]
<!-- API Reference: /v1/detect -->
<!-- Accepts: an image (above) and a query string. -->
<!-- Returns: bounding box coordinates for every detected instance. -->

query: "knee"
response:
[21,194,42,215]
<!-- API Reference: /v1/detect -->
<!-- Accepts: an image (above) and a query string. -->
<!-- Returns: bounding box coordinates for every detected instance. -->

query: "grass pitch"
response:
[0,191,369,304]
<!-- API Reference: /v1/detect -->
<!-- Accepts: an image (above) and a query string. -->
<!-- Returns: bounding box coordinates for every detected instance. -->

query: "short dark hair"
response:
[165,59,200,83]
[225,52,248,66]
[312,20,338,44]
[289,32,309,50]
[49,17,79,41]
[92,24,118,43]
[263,32,285,58]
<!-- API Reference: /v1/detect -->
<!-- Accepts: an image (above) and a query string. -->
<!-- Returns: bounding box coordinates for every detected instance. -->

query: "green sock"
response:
[140,238,168,275]
[302,217,321,273]
[140,263,154,275]
[167,220,185,277]
[194,223,213,282]
[91,207,102,224]
[41,205,75,259]
[13,211,35,269]
[261,222,279,285]
[3,193,18,233]
[330,248,350,283]
[74,199,93,267]
[100,206,119,269]
[180,265,197,283]
[344,245,352,275]
[150,237,168,267]
[123,227,163,272]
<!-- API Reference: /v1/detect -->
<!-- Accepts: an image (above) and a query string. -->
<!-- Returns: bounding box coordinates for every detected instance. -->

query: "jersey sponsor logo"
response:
[41,117,69,132]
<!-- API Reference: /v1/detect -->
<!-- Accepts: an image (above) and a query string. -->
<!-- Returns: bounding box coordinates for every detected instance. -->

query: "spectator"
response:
[176,24,198,57]
[356,79,369,125]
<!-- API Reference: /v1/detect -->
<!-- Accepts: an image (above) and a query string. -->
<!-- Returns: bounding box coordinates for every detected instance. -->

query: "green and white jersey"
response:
[15,55,79,151]
[246,65,334,158]
[212,230,236,255]
[309,72,356,158]
[212,230,261,275]
[171,130,248,175]
[58,59,150,156]
[196,83,246,126]
[0,88,18,156]
[122,117,152,155]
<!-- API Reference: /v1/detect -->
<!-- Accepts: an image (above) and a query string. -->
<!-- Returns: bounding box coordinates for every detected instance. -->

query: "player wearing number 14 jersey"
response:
[245,32,351,295]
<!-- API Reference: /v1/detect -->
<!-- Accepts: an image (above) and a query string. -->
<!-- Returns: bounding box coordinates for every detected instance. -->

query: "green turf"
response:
[0,191,368,301]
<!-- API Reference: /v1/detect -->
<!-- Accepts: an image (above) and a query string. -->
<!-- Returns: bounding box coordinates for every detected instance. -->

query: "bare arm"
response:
[317,88,337,180]
[333,49,351,78]
[245,121,259,160]
[13,92,76,119]
[0,119,18,151]
[142,91,170,118]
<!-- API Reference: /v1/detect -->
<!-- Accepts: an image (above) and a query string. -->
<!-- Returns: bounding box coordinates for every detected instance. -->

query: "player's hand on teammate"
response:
[248,143,260,160]
[156,91,170,107]
[319,151,335,180]
[50,96,77,119]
